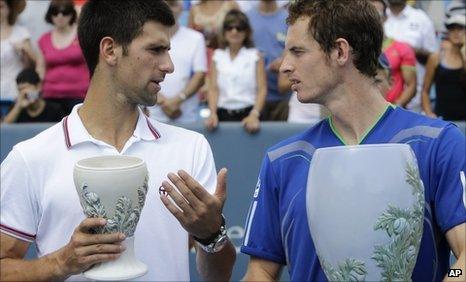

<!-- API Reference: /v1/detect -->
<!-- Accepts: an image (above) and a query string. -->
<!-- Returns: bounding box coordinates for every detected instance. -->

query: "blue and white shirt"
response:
[241,106,466,281]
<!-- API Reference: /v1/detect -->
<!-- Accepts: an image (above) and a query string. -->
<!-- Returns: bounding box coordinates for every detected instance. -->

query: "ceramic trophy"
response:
[306,144,424,281]
[74,155,149,281]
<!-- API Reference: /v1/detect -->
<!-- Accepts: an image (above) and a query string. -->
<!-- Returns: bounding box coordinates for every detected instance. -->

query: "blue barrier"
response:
[1,121,464,281]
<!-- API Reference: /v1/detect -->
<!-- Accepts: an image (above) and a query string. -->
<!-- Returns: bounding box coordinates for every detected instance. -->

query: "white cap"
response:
[445,14,466,28]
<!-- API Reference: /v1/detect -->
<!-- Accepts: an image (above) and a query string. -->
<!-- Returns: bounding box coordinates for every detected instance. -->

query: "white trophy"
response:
[306,144,424,281]
[73,155,149,281]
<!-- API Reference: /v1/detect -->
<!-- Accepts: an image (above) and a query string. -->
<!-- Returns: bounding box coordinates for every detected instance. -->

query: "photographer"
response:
[2,68,63,123]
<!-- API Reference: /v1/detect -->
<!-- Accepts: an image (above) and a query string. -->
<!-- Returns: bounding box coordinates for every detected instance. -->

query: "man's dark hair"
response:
[45,0,77,26]
[78,0,175,77]
[16,68,41,85]
[287,0,384,78]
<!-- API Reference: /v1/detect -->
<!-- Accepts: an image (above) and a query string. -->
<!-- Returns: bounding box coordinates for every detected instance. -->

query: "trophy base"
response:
[83,237,148,281]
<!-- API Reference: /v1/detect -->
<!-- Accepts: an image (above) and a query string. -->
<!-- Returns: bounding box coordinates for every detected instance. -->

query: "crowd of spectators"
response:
[1,0,465,131]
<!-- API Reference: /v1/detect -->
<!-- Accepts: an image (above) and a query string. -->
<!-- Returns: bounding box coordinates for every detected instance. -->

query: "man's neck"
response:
[324,76,390,145]
[78,77,140,152]
[259,1,278,14]
[389,4,406,16]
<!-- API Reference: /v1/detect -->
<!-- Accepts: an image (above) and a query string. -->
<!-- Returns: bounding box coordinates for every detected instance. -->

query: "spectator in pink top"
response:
[36,0,89,116]
[370,0,417,107]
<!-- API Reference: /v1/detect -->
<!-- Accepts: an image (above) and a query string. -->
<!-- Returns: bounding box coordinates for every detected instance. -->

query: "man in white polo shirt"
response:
[0,1,235,281]
[384,0,438,113]
[148,0,207,123]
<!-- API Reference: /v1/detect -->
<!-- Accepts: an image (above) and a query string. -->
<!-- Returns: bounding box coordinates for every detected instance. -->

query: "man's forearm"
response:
[0,252,67,281]
[196,241,236,281]
[182,72,205,100]
[2,105,22,124]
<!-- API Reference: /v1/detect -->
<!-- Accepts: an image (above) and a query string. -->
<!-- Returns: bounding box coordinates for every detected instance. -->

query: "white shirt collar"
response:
[62,104,161,149]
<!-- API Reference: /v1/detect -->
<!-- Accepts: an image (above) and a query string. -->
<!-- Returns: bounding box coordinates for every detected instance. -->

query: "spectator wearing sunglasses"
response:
[205,9,267,134]
[36,0,89,117]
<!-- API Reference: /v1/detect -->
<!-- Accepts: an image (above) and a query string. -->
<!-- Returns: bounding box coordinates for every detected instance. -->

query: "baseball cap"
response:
[445,14,466,29]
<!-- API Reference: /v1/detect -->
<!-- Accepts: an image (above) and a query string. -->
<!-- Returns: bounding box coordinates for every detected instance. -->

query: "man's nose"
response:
[160,53,174,74]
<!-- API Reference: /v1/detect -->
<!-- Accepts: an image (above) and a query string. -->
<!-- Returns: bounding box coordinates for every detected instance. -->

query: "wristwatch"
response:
[193,215,229,253]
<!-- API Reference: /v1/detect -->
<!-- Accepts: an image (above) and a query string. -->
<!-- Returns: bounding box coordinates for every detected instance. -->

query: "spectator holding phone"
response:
[2,68,64,123]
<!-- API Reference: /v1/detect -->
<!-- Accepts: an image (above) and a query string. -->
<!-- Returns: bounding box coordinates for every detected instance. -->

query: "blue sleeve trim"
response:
[240,246,287,265]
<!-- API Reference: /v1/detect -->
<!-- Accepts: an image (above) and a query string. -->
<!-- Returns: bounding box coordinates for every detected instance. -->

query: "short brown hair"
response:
[5,0,26,25]
[287,0,383,78]
[45,0,77,26]
[218,9,254,49]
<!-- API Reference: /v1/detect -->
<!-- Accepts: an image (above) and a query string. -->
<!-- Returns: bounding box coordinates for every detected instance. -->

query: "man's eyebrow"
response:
[289,46,306,52]
[147,43,171,50]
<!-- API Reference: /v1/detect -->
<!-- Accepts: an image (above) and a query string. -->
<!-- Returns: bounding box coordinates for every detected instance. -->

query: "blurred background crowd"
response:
[1,0,465,130]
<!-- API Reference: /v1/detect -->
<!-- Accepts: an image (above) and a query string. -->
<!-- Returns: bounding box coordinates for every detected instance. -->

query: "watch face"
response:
[213,235,229,252]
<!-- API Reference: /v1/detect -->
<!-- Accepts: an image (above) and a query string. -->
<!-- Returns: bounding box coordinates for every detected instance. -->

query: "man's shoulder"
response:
[390,107,462,142]
[149,118,206,141]
[12,121,65,159]
[266,120,326,163]
[394,108,450,129]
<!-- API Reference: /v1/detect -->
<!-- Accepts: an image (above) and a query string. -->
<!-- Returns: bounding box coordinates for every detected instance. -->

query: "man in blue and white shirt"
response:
[241,1,466,281]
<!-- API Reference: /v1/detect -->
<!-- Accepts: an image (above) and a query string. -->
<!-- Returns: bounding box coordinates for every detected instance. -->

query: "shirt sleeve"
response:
[192,34,207,73]
[420,14,438,53]
[241,155,286,264]
[11,26,30,43]
[0,148,40,242]
[432,125,466,233]
[400,43,417,69]
[192,135,217,195]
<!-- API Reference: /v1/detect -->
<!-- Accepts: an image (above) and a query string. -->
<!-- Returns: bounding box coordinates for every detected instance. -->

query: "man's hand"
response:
[16,91,31,109]
[204,113,219,131]
[52,218,126,277]
[160,168,227,239]
[160,96,182,119]
[242,114,260,134]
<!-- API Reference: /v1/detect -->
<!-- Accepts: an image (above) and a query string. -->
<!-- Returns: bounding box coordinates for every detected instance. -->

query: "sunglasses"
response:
[224,25,247,32]
[50,6,74,16]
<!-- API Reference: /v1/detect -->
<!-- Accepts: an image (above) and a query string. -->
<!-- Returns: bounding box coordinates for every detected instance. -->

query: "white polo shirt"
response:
[149,26,207,123]
[213,47,260,110]
[384,5,438,112]
[0,105,217,281]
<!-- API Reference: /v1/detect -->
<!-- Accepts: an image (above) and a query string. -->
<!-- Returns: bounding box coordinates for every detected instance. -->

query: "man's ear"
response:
[332,38,351,66]
[100,36,120,67]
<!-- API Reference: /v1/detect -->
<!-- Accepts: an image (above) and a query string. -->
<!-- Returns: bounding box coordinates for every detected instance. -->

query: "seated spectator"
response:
[370,0,417,107]
[36,0,89,116]
[421,14,466,121]
[148,0,207,123]
[1,0,37,118]
[205,9,266,134]
[2,68,64,123]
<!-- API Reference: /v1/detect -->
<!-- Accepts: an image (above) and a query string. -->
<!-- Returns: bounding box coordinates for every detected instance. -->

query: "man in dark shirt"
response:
[2,69,64,124]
